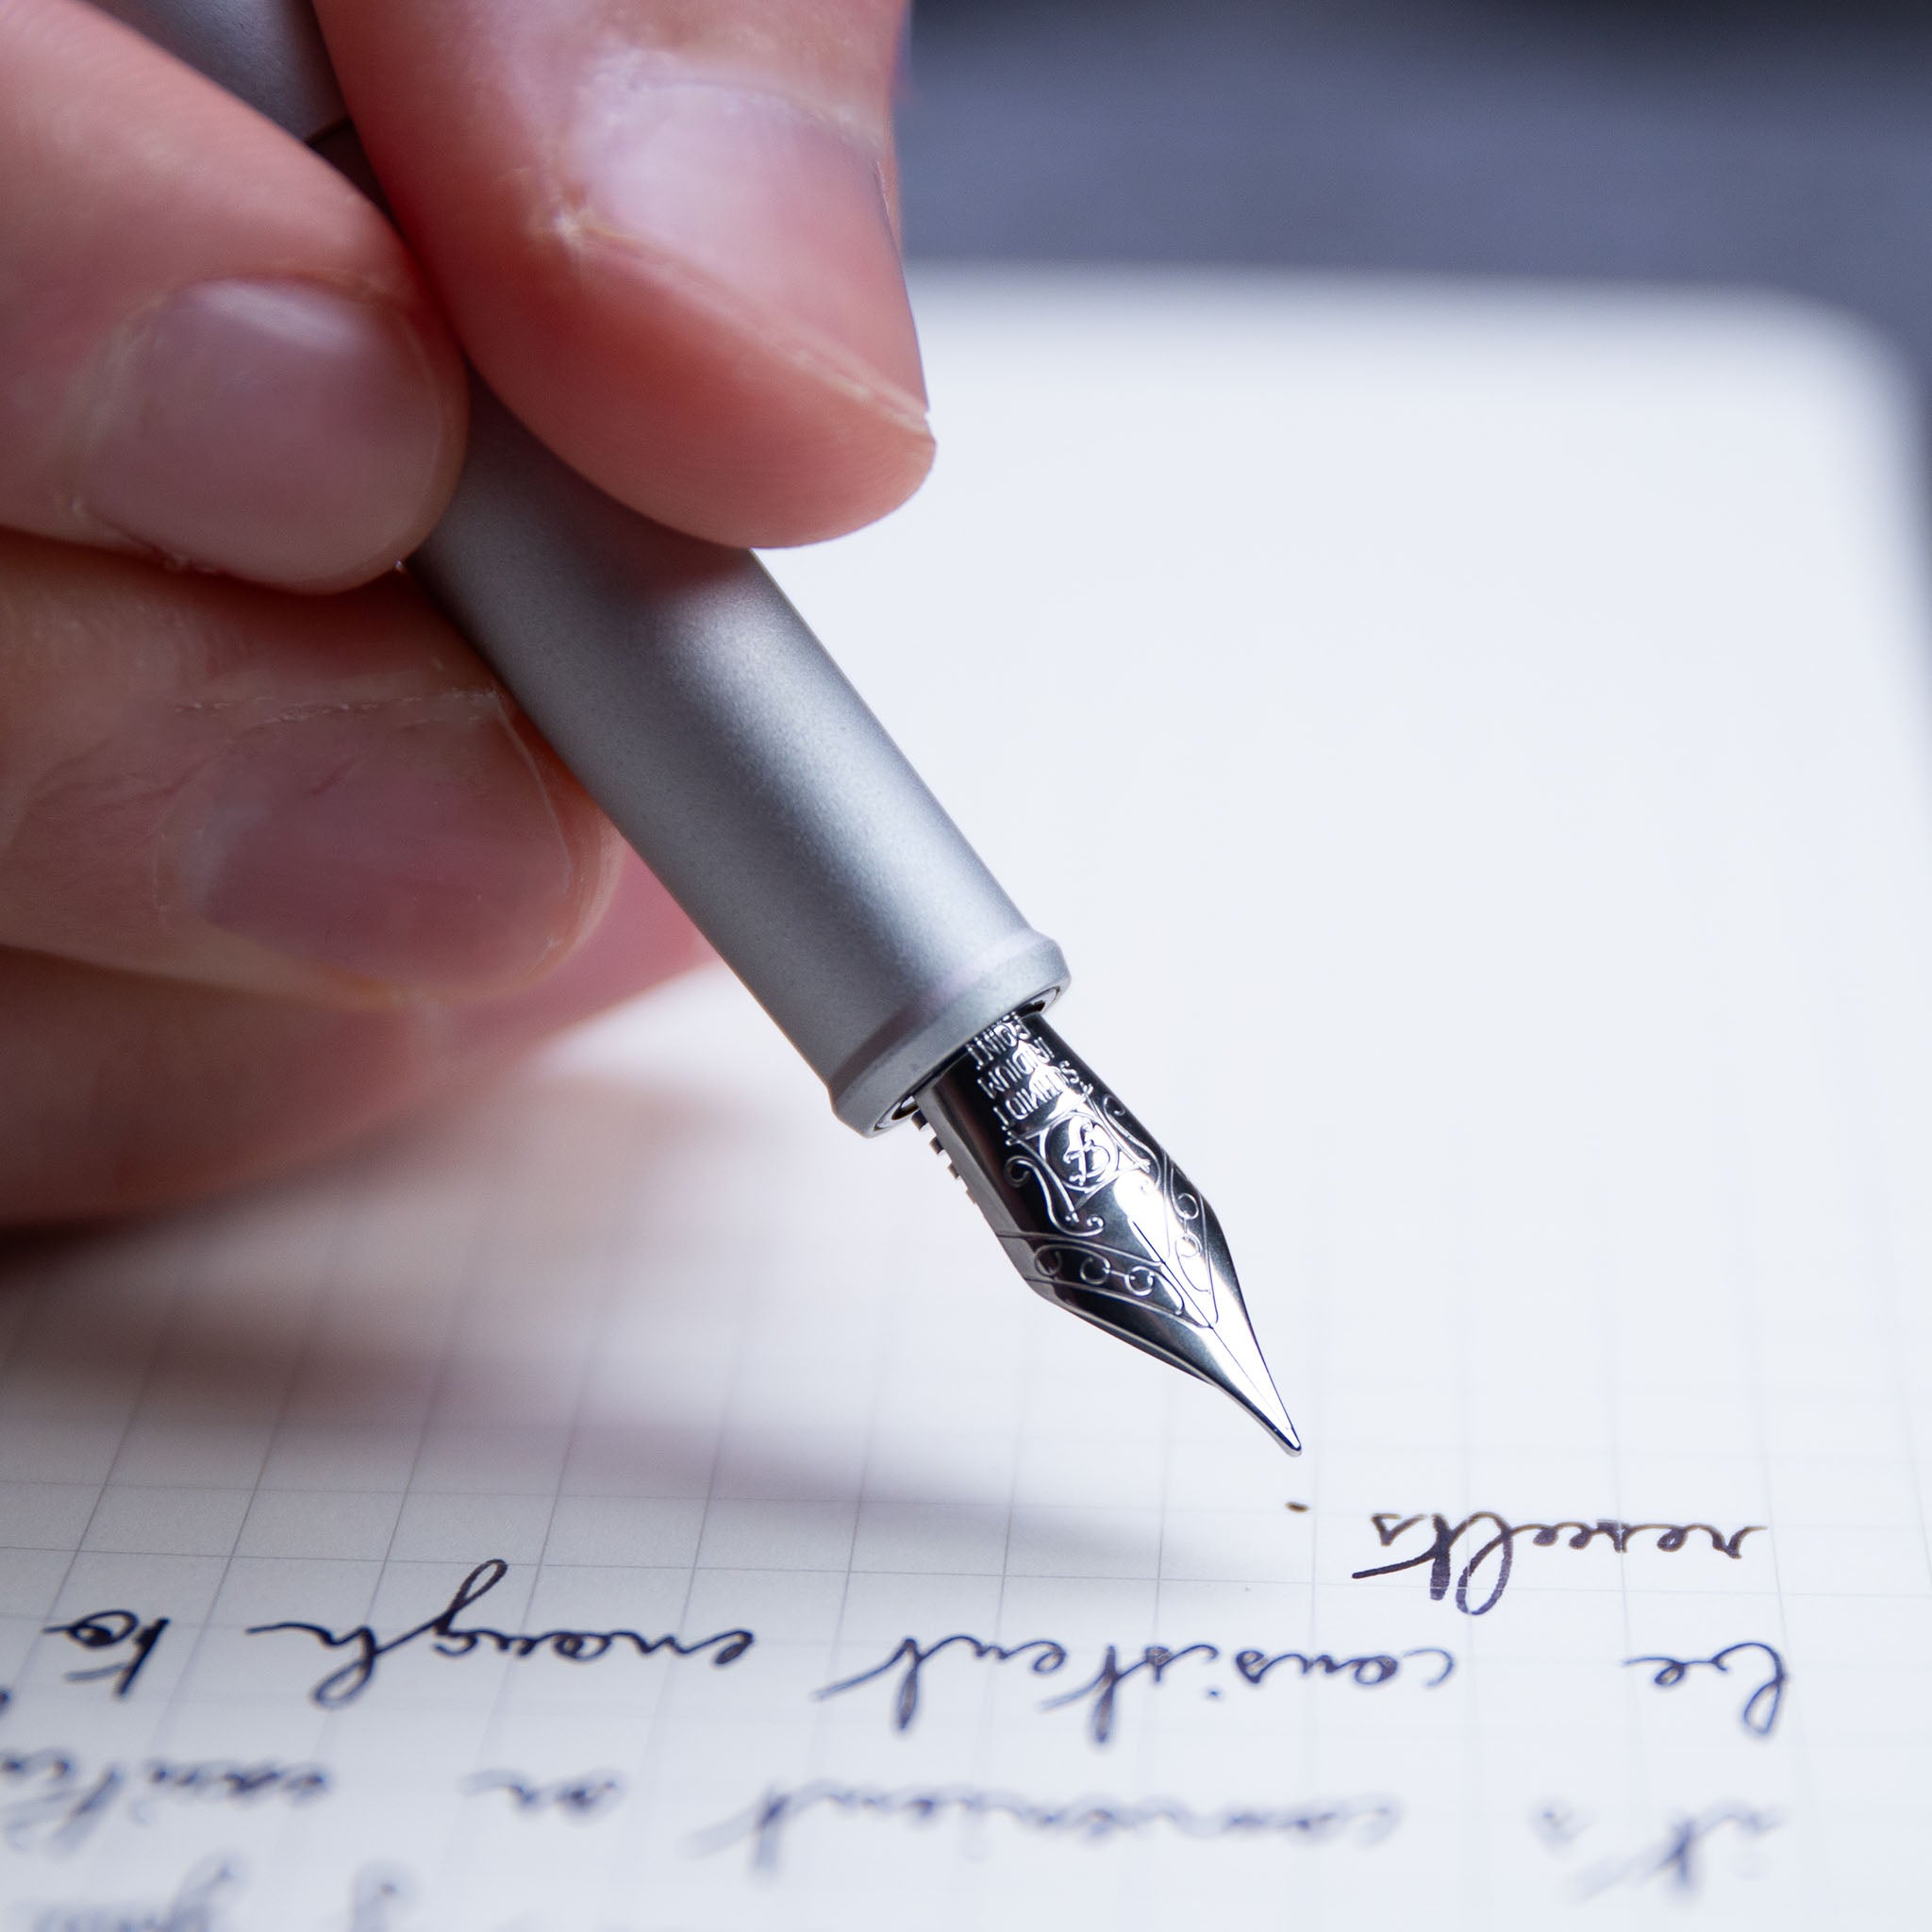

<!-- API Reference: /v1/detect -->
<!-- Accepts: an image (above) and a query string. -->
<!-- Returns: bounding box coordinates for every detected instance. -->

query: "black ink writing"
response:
[25,1856,238,1932]
[1624,1641,1787,1738]
[696,1781,1400,1874]
[1039,1643,1220,1745]
[346,1867,412,1932]
[1576,1805,1780,1897]
[815,1631,1455,1743]
[245,1557,754,1707]
[0,1747,325,1856]
[1232,1647,1456,1689]
[816,1634,1068,1731]
[459,1769,625,1820]
[1352,1510,1764,1614]
[41,1612,170,1700]
[1530,1802,1591,1850]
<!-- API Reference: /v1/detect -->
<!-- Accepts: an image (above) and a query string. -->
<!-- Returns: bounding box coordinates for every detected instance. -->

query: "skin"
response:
[0,0,928,1224]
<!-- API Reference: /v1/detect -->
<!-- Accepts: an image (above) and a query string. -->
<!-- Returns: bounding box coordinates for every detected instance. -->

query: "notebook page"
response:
[2,273,1929,1928]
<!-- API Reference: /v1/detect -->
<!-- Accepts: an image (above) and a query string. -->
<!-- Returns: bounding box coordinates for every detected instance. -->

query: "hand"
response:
[0,0,927,1224]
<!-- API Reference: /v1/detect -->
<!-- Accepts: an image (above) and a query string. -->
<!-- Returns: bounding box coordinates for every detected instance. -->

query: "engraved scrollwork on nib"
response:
[914,1009,1301,1456]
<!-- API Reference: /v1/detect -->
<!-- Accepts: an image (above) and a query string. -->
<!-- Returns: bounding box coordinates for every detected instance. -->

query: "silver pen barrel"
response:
[408,380,1067,1133]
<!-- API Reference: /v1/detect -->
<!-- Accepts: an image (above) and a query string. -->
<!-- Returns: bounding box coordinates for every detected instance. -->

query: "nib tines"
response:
[913,1010,1300,1456]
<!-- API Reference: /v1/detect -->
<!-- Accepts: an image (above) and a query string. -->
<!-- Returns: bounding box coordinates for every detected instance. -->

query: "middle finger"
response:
[0,531,617,1004]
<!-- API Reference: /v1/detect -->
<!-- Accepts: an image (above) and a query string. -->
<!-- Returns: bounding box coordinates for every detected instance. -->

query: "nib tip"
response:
[1242,1385,1302,1457]
[1200,1330,1302,1455]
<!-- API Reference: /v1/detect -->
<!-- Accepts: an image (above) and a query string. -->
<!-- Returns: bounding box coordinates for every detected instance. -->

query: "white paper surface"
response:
[3,273,1930,1928]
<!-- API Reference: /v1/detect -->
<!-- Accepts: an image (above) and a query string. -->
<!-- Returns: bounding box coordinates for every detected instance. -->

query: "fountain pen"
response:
[104,0,1300,1456]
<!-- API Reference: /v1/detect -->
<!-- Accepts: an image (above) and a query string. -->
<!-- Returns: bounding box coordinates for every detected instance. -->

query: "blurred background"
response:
[896,0,1932,394]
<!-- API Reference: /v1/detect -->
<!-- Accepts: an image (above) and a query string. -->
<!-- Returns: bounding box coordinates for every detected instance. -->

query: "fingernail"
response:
[567,72,926,425]
[167,692,588,993]
[80,279,452,587]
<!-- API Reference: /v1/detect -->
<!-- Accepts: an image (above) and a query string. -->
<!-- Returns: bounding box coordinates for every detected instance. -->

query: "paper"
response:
[3,272,1930,1928]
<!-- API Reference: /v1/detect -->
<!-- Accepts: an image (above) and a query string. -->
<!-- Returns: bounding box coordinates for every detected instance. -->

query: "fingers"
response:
[0,530,623,1002]
[317,0,930,547]
[0,854,708,1224]
[0,0,465,588]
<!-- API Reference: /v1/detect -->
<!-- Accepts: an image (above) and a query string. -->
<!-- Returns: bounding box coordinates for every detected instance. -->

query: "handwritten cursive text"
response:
[245,1558,754,1708]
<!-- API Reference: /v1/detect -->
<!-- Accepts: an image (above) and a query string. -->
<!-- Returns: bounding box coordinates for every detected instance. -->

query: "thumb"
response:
[314,0,929,548]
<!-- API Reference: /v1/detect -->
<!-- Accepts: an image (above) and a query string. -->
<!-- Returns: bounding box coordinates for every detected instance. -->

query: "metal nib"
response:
[913,1010,1300,1456]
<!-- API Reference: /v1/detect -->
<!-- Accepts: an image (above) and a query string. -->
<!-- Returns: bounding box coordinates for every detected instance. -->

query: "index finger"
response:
[316,0,931,548]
